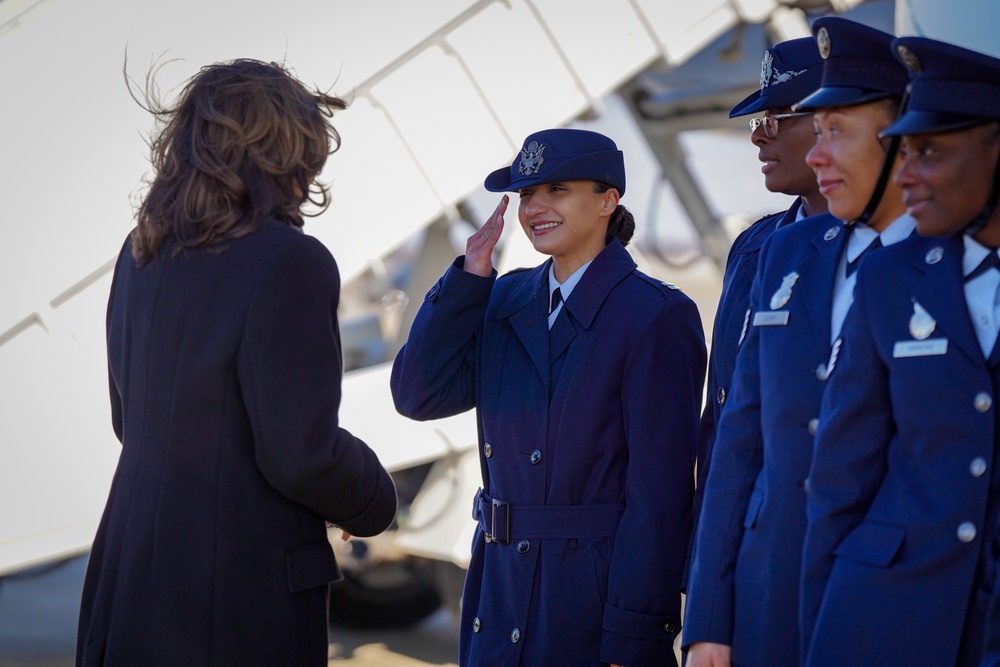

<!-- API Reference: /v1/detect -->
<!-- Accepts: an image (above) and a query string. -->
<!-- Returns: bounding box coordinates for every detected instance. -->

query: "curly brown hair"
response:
[128,58,346,265]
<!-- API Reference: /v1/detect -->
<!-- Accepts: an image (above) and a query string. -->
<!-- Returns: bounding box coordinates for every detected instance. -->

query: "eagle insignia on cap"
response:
[760,50,774,89]
[896,44,922,73]
[817,27,831,59]
[518,141,545,176]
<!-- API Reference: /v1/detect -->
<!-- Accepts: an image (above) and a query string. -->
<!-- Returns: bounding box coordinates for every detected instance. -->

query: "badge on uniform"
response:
[893,300,948,357]
[753,272,798,327]
[816,337,842,381]
[738,307,751,346]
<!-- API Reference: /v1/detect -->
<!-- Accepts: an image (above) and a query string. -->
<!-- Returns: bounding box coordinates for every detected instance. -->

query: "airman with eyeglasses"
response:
[748,111,813,138]
[684,35,829,667]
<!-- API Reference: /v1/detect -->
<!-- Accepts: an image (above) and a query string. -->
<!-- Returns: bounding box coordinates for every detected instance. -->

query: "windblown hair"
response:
[128,58,346,265]
[593,182,635,247]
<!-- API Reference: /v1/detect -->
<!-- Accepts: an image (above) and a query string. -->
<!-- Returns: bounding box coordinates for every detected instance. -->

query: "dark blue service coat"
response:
[802,233,1000,666]
[77,223,397,666]
[694,200,803,543]
[391,239,706,666]
[684,212,840,667]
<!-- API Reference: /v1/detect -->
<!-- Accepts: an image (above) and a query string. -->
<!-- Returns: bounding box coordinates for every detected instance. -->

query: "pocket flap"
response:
[834,522,905,568]
[286,538,343,593]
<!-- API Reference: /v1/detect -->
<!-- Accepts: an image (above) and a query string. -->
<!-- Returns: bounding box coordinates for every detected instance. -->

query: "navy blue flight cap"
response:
[795,17,909,111]
[729,37,824,118]
[484,128,626,195]
[882,37,1000,137]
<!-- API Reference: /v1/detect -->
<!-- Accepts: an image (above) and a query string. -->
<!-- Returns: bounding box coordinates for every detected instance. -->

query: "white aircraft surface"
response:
[2,0,994,626]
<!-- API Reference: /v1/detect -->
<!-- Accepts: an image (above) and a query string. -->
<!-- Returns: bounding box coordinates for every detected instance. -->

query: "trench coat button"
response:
[516,540,530,553]
[473,617,481,633]
[958,522,977,543]
[510,628,521,643]
[484,443,493,458]
[971,457,988,478]
[803,478,811,494]
[664,621,677,634]
[716,387,727,405]
[484,533,492,543]
[974,392,992,413]
[808,418,819,436]
[530,449,542,465]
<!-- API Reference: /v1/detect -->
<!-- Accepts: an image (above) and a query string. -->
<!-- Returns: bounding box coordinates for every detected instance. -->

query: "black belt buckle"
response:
[490,498,510,545]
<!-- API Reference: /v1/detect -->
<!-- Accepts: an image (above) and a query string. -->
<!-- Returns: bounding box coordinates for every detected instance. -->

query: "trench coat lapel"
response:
[494,241,639,394]
[497,262,551,392]
[910,235,984,365]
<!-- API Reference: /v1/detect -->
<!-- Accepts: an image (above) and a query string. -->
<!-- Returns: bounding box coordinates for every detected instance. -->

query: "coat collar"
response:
[495,240,638,392]
[495,238,637,329]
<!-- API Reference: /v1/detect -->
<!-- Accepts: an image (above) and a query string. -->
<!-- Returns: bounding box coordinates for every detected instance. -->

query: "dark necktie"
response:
[846,236,882,277]
[550,287,563,315]
[965,251,1000,283]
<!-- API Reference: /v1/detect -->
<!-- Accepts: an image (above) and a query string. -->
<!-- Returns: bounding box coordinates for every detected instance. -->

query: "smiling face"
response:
[894,123,1000,240]
[517,180,617,280]
[807,100,905,230]
[753,107,820,200]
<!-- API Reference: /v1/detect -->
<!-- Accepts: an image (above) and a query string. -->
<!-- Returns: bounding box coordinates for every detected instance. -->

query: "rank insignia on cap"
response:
[896,44,922,73]
[759,49,807,90]
[518,141,545,176]
[773,67,806,85]
[817,27,831,59]
[760,50,774,89]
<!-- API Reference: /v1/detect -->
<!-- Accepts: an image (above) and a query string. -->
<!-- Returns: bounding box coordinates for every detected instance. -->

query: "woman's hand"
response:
[686,641,732,667]
[463,195,508,277]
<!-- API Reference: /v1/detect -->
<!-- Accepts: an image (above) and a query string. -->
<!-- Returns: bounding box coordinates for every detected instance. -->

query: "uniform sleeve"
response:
[390,257,496,420]
[600,292,707,666]
[237,234,397,537]
[682,242,769,649]
[800,268,892,661]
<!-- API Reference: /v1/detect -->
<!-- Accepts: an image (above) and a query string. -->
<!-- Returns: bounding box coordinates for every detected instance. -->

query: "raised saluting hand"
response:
[463,195,508,277]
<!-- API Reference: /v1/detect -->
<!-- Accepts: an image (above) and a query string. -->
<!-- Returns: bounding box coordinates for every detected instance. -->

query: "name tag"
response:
[753,311,790,327]
[893,338,948,358]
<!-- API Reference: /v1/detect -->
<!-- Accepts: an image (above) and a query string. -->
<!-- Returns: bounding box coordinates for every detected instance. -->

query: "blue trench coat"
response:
[391,239,706,666]
[802,233,1000,666]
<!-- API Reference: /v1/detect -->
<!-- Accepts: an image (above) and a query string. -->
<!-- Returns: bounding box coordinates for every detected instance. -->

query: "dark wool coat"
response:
[77,221,397,666]
[391,239,706,666]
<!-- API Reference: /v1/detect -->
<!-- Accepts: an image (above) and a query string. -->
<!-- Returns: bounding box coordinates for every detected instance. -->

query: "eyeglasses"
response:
[749,112,812,138]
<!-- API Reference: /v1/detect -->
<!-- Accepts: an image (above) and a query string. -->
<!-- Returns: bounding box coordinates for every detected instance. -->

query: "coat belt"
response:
[472,488,624,545]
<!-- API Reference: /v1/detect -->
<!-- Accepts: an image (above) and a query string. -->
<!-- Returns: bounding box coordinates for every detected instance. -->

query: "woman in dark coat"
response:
[76,59,397,666]
[391,128,707,666]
